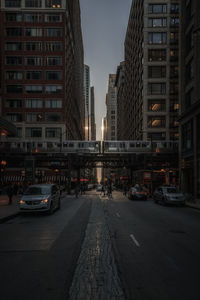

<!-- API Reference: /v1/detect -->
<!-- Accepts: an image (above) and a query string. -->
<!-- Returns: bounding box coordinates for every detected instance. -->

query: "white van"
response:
[19,184,60,213]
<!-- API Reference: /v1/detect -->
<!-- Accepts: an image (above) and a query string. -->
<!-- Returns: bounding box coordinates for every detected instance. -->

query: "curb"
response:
[0,212,20,224]
[185,202,200,210]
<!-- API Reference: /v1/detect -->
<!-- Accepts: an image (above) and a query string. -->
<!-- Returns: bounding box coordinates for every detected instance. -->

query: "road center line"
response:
[130,234,140,247]
[116,212,121,218]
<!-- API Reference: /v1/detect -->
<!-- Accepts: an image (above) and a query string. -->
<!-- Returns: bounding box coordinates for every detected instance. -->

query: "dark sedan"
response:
[128,186,147,200]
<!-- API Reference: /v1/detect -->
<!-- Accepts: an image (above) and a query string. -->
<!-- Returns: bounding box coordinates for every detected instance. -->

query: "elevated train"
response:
[0,140,178,154]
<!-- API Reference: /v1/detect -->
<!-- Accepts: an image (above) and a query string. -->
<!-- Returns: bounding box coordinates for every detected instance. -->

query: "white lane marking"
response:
[130,234,140,247]
[116,212,121,218]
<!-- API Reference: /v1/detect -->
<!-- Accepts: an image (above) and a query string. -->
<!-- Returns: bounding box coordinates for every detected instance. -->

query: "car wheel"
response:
[48,201,54,214]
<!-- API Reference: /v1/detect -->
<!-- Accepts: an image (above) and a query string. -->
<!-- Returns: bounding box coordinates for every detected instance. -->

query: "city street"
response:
[0,191,200,300]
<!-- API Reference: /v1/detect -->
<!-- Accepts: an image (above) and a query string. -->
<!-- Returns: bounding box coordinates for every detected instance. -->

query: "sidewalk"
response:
[0,194,20,223]
[186,200,200,210]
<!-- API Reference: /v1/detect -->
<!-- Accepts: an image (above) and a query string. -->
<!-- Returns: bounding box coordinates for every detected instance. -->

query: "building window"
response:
[170,116,179,128]
[24,13,42,22]
[25,85,43,93]
[46,71,62,80]
[170,49,178,61]
[26,71,42,80]
[6,71,23,80]
[5,27,22,36]
[6,56,22,65]
[25,128,42,137]
[45,28,62,37]
[26,99,43,108]
[170,65,178,78]
[148,49,166,62]
[46,57,62,66]
[170,32,179,44]
[148,66,166,78]
[170,132,179,140]
[17,128,22,137]
[25,57,42,66]
[148,132,166,141]
[148,18,167,28]
[148,83,166,95]
[6,12,22,22]
[26,113,43,122]
[148,99,166,112]
[45,99,62,108]
[170,100,179,112]
[148,32,167,44]
[25,28,42,37]
[171,3,179,14]
[170,83,179,95]
[5,42,22,51]
[45,113,61,122]
[25,0,42,8]
[5,99,22,108]
[148,4,167,14]
[44,13,62,22]
[45,0,62,8]
[45,128,61,138]
[6,85,22,93]
[148,116,166,128]
[5,0,21,7]
[45,42,62,51]
[170,17,179,27]
[45,85,62,94]
[25,42,42,51]
[6,113,22,122]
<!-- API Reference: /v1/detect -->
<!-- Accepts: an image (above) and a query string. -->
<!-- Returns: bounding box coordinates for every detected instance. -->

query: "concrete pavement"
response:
[0,194,20,223]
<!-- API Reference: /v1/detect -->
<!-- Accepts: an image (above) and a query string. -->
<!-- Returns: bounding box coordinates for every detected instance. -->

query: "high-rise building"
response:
[115,61,125,140]
[105,74,117,140]
[90,86,96,141]
[179,0,200,201]
[123,0,180,141]
[0,0,84,145]
[83,64,90,141]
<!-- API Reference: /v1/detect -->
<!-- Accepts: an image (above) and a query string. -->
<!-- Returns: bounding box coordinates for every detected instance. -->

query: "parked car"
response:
[19,184,61,213]
[153,186,185,206]
[128,185,147,200]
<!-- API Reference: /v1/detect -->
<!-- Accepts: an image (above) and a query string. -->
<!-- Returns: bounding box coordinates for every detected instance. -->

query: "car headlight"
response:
[19,200,25,204]
[41,198,49,204]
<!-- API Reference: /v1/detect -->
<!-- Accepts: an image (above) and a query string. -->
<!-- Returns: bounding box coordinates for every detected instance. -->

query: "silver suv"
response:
[19,184,60,213]
[153,186,185,206]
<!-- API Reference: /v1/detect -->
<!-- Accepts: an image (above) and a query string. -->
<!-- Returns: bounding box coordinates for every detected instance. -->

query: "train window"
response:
[69,143,74,147]
[130,143,135,147]
[38,143,42,148]
[47,142,53,148]
[136,142,141,148]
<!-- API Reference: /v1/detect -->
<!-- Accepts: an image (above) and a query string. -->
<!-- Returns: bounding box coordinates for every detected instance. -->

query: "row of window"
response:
[5,56,62,66]
[148,99,179,112]
[5,99,62,108]
[5,85,63,94]
[16,127,61,138]
[5,0,62,9]
[5,42,62,52]
[5,12,62,22]
[148,66,178,78]
[5,28,63,37]
[6,113,62,123]
[148,32,178,44]
[148,49,178,62]
[6,71,62,80]
[147,83,179,95]
[148,3,179,14]
[147,116,179,128]
[148,17,179,28]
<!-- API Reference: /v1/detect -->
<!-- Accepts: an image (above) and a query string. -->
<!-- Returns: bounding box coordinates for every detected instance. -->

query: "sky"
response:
[79,0,132,140]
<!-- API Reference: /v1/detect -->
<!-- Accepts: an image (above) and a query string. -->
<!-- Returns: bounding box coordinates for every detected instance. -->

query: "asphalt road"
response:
[104,192,200,300]
[0,191,200,300]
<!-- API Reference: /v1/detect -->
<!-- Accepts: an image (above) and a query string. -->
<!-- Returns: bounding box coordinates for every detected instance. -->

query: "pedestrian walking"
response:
[6,184,14,205]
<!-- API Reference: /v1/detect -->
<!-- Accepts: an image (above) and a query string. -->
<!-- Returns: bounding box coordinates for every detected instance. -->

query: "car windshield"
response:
[166,187,177,193]
[24,186,51,195]
[134,186,144,192]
